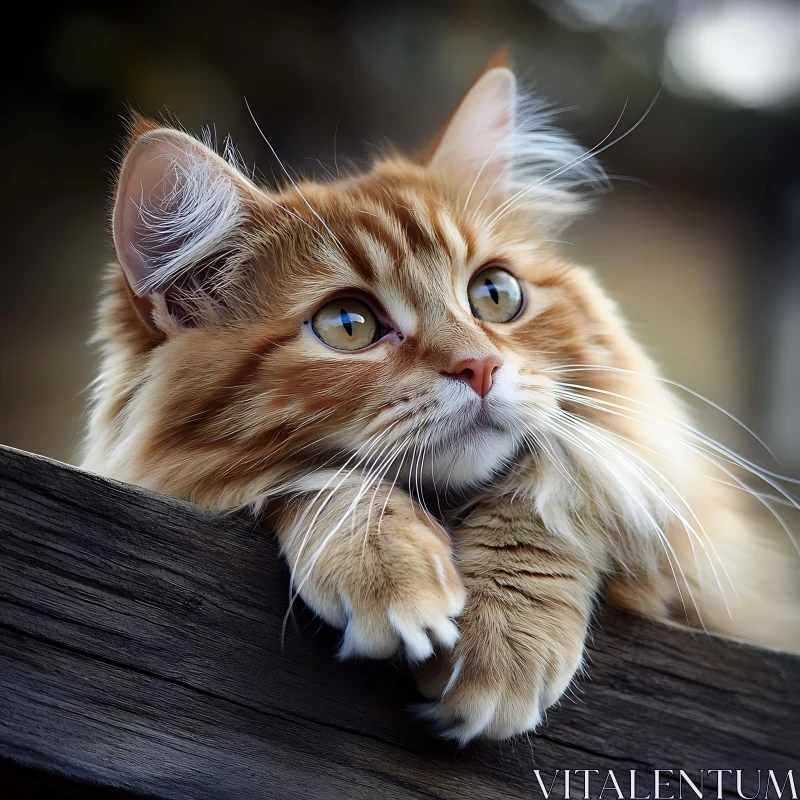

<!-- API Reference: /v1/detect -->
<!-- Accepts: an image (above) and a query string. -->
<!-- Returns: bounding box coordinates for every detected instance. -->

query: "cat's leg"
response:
[272,470,466,661]
[414,497,602,742]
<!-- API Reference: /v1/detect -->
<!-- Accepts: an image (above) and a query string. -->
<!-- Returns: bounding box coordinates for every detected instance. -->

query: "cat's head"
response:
[96,54,644,505]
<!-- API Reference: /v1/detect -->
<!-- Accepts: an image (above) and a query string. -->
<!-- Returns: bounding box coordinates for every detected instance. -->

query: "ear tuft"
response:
[113,127,255,301]
[484,45,511,71]
[123,112,163,154]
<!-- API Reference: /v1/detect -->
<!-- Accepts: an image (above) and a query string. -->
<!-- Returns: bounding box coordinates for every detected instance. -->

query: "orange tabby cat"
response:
[83,54,799,742]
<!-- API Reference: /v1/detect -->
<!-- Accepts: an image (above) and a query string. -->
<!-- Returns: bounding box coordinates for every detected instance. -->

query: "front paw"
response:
[413,587,587,742]
[293,513,466,662]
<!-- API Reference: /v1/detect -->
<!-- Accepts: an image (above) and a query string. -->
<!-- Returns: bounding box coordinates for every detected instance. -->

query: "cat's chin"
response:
[408,390,524,490]
[423,427,520,491]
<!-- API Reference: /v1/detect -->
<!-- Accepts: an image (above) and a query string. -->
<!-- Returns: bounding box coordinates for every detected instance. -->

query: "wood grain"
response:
[0,444,797,799]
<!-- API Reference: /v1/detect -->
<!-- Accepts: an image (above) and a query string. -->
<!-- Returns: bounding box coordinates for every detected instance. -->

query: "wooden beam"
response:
[1,445,797,799]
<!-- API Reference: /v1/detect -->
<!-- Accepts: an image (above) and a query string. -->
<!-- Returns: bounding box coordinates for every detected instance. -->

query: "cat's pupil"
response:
[485,278,500,304]
[340,309,353,337]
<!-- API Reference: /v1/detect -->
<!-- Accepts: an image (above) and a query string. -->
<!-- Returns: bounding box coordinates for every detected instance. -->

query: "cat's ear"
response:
[424,50,607,229]
[423,50,516,191]
[113,120,257,326]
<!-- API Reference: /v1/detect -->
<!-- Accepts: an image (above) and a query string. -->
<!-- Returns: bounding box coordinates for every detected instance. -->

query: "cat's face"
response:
[104,60,620,501]
[262,167,530,489]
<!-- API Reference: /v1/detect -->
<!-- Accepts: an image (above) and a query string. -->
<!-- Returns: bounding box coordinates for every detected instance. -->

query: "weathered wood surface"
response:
[0,444,798,799]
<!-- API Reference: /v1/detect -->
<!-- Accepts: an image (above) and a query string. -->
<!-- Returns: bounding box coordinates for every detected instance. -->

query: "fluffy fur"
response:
[83,55,800,743]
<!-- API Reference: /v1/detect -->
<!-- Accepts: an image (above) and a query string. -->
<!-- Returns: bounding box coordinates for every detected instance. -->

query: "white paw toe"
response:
[337,616,398,660]
[388,610,434,662]
[429,617,460,649]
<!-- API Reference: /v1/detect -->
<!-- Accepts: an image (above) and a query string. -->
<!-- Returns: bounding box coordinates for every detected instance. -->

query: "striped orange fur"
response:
[83,55,799,742]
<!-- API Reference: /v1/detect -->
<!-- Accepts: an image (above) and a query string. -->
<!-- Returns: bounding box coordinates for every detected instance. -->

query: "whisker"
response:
[550,385,800,514]
[281,425,400,633]
[557,410,736,604]
[542,410,703,627]
[544,365,780,464]
[245,97,345,254]
[542,382,799,600]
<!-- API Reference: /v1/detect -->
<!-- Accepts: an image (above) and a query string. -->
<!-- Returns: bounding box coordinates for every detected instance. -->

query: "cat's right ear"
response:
[421,49,607,231]
[113,121,257,330]
[419,50,516,193]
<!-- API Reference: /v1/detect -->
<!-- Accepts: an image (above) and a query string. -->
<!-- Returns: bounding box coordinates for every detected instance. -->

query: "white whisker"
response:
[245,97,345,254]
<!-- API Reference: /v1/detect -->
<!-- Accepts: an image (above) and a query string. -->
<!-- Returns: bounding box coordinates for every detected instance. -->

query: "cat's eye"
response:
[311,298,379,351]
[468,266,523,323]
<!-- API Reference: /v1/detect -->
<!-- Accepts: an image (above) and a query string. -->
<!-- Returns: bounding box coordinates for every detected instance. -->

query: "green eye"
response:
[468,266,523,323]
[311,298,379,351]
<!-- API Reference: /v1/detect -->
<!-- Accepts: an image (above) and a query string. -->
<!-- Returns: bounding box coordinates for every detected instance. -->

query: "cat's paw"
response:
[412,588,586,742]
[293,514,466,662]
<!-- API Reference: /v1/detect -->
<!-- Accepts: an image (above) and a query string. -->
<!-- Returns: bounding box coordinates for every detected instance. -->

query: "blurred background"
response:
[2,0,798,473]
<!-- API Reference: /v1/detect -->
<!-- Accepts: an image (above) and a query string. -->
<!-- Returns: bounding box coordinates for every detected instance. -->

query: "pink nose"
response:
[443,355,503,398]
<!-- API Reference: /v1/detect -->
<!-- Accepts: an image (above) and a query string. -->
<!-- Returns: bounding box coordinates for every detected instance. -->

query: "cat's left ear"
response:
[422,50,516,192]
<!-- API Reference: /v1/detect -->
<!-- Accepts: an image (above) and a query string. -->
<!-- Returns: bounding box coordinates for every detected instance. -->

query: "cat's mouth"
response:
[410,398,521,491]
[430,396,518,446]
[459,404,510,437]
